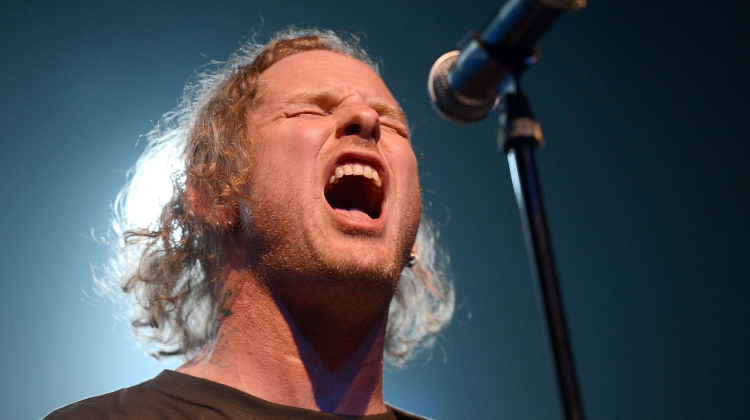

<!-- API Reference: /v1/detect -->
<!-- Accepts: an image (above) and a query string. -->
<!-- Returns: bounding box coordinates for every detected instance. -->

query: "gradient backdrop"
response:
[2,1,749,419]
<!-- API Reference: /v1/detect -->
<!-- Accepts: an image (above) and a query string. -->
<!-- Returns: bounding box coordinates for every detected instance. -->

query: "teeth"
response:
[328,163,382,188]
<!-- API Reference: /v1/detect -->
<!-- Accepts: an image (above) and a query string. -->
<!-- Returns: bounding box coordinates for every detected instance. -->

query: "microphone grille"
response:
[428,51,499,124]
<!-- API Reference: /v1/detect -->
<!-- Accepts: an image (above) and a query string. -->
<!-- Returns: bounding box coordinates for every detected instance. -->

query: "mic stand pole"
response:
[500,79,585,420]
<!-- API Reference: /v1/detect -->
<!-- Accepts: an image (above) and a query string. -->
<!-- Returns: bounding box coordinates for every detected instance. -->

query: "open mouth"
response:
[325,162,383,220]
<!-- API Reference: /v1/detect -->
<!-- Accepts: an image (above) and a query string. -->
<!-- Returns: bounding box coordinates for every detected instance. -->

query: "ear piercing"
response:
[227,221,237,235]
[405,251,418,268]
[215,220,238,234]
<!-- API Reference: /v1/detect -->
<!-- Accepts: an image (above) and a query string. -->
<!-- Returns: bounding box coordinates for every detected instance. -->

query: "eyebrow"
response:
[283,92,408,127]
[283,92,333,107]
[370,100,408,127]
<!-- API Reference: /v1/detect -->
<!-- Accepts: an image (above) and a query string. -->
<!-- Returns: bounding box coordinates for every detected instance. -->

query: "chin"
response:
[317,246,403,288]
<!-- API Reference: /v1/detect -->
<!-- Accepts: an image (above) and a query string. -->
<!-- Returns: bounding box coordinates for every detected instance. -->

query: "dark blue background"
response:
[2,1,748,419]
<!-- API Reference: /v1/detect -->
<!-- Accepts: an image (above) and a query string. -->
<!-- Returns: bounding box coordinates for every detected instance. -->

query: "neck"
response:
[177,263,390,415]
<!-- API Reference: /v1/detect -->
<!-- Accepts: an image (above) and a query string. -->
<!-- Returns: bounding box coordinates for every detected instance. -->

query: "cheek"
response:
[391,145,420,191]
[271,120,331,158]
[401,150,422,217]
[251,122,334,200]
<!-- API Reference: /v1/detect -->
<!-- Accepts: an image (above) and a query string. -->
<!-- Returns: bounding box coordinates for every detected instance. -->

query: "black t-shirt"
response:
[44,370,427,420]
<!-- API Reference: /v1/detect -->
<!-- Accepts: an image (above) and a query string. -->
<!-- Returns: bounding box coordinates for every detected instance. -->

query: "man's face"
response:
[241,50,421,297]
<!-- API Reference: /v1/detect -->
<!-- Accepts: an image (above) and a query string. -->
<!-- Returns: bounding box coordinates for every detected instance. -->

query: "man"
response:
[46,28,454,419]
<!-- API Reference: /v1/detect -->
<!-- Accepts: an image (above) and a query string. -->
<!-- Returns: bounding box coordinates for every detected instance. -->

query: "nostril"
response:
[344,123,361,136]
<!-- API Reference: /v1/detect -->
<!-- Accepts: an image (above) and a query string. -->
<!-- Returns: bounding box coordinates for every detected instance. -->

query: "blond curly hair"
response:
[102,28,454,367]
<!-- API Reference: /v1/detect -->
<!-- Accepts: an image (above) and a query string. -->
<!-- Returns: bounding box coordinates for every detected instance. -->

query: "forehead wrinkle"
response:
[283,91,335,107]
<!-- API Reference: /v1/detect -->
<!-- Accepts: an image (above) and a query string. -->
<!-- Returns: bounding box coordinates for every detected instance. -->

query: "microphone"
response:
[428,0,586,123]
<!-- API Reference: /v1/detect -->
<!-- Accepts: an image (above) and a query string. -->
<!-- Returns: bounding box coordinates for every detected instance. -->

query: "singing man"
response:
[46,28,454,419]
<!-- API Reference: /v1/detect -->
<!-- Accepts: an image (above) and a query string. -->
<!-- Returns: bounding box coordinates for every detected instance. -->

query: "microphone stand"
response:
[426,2,587,414]
[499,77,585,420]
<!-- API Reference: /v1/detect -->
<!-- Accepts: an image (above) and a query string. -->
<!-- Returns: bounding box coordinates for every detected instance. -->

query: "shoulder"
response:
[388,405,432,420]
[43,370,194,420]
[43,388,132,420]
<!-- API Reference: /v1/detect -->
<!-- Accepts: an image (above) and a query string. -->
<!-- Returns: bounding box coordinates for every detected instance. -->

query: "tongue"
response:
[334,208,372,220]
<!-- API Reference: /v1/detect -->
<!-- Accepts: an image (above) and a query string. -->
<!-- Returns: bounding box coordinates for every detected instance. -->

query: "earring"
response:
[227,220,237,234]
[405,251,418,268]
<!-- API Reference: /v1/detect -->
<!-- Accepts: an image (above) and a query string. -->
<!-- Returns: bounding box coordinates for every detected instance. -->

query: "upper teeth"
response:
[326,163,382,190]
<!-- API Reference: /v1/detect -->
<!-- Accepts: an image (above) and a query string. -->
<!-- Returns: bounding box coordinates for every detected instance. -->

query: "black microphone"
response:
[428,0,585,123]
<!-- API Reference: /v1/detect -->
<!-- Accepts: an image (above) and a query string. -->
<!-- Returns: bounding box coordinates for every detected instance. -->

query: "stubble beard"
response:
[238,187,420,312]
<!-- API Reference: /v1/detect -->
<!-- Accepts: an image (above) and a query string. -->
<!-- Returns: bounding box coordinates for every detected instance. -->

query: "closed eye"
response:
[283,92,337,117]
[381,120,409,139]
[287,109,327,117]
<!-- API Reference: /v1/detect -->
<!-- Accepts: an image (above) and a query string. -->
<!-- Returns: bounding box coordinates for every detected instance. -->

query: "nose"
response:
[336,102,381,142]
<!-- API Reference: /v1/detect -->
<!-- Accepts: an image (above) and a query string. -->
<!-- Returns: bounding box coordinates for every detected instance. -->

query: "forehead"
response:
[254,50,399,109]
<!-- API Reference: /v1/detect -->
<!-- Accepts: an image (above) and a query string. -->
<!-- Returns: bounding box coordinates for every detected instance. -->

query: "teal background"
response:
[1,1,748,419]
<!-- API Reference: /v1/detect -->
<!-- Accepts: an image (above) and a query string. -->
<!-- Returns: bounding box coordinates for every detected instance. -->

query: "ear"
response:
[185,176,211,219]
[214,204,240,234]
[185,176,240,234]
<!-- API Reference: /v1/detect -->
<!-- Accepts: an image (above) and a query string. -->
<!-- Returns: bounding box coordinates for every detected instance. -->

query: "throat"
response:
[177,257,389,415]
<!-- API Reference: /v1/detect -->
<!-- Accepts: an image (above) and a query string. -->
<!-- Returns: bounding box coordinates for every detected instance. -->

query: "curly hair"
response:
[101,28,454,367]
